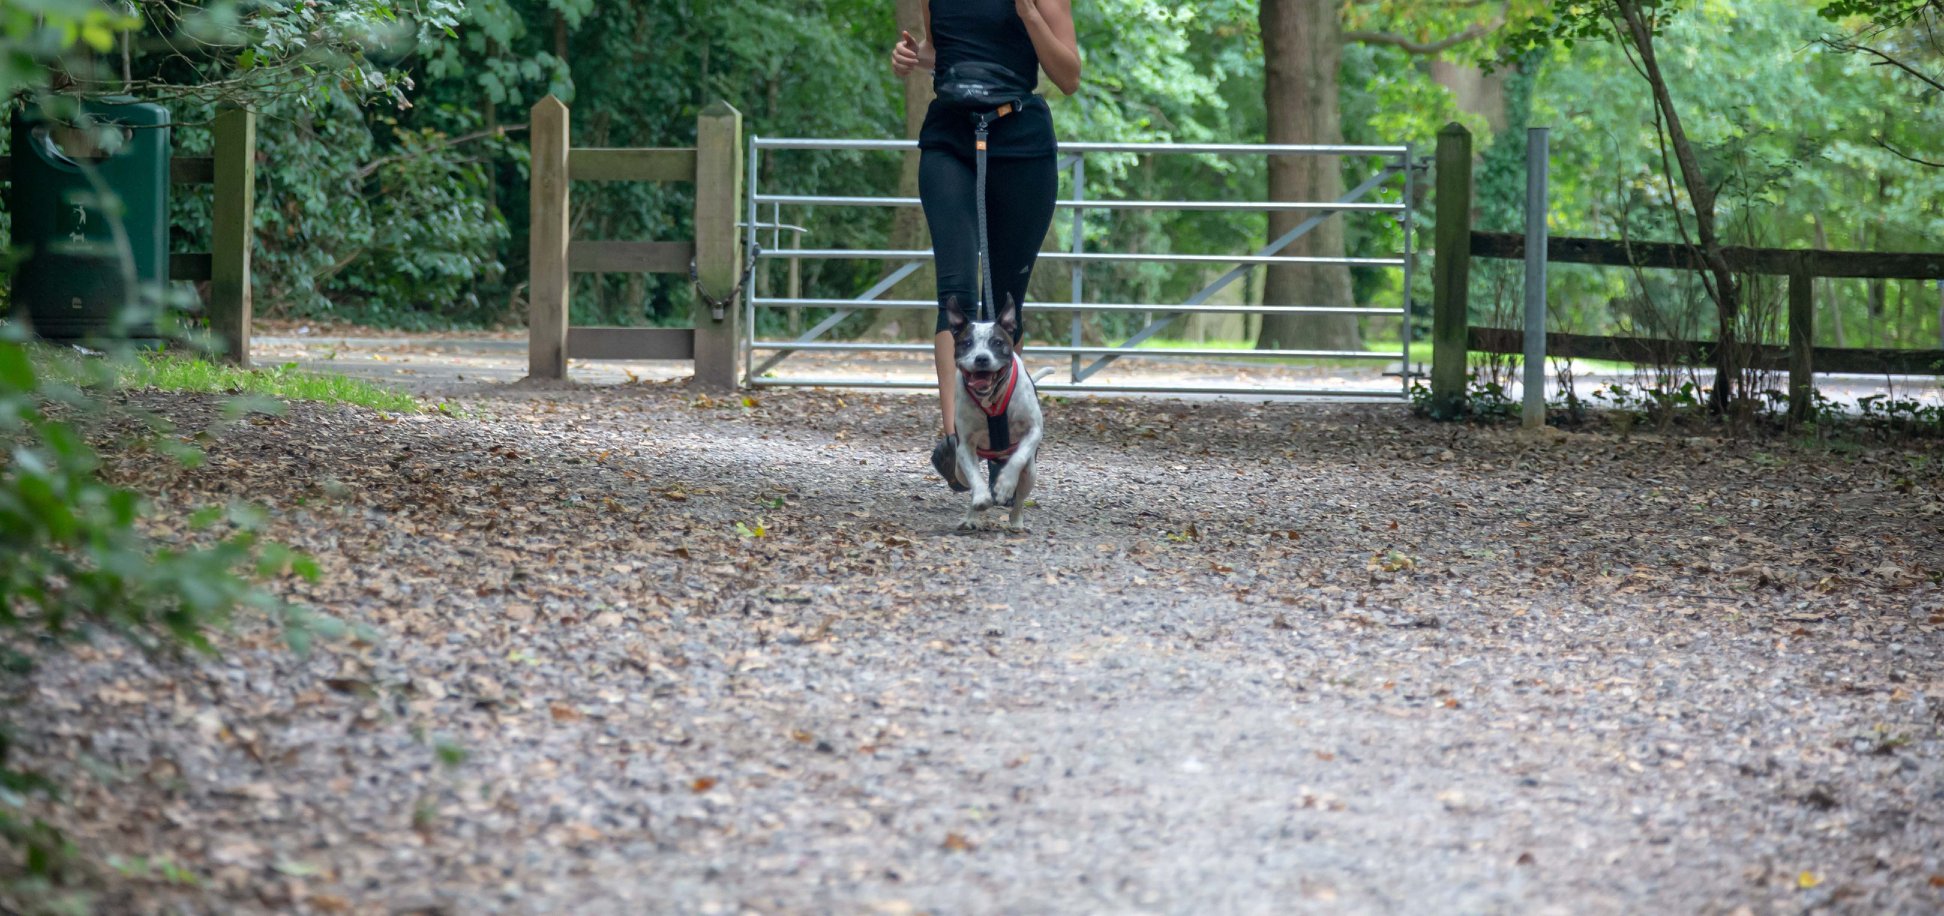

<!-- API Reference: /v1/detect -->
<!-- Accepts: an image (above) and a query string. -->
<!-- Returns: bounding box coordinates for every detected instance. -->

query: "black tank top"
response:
[931,0,1039,91]
[919,0,1056,160]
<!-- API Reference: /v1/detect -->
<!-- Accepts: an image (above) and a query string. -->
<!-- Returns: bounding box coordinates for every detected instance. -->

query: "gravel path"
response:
[11,380,1944,914]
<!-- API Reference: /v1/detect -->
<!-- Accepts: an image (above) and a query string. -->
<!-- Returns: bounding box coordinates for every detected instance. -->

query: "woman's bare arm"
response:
[1016,0,1080,95]
[891,6,937,76]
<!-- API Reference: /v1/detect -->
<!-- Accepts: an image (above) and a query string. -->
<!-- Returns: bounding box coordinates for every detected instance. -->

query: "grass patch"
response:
[1133,337,1259,352]
[131,357,421,412]
[32,346,420,413]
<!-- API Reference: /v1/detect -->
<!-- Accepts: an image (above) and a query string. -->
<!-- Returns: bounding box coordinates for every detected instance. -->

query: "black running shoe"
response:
[931,434,969,492]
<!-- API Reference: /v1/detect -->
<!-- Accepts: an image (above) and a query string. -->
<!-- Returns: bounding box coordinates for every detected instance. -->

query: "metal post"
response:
[1400,148,1416,396]
[1069,155,1085,381]
[769,199,782,344]
[788,227,803,335]
[1521,127,1549,429]
[739,130,761,385]
[767,199,781,352]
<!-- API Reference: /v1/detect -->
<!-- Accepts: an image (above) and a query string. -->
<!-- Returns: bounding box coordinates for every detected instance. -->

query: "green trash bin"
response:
[7,97,171,341]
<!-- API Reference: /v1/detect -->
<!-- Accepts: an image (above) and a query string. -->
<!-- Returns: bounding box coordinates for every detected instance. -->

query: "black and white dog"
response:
[945,295,1043,532]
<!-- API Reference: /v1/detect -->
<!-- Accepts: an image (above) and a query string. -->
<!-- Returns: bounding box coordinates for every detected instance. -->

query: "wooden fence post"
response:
[528,95,571,380]
[209,106,256,366]
[1430,122,1473,418]
[1788,260,1815,424]
[692,101,744,392]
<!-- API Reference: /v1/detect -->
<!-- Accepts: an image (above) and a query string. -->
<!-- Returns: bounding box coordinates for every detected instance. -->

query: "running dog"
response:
[945,295,1042,532]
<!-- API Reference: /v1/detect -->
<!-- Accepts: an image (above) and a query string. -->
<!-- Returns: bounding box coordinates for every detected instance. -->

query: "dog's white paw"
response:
[993,482,1016,507]
[1007,519,1028,533]
[972,494,994,512]
[958,517,981,532]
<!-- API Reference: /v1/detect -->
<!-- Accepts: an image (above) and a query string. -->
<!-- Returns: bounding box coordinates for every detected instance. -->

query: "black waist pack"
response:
[934,61,1035,114]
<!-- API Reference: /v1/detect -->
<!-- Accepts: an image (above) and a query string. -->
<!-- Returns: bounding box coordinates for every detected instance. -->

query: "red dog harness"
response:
[963,355,1023,461]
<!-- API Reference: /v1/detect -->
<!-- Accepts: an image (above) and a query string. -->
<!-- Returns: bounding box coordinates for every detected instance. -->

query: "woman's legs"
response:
[984,154,1060,322]
[917,149,1058,437]
[919,149,978,437]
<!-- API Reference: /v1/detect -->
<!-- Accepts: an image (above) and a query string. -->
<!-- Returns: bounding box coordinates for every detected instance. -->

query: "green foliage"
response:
[1469,0,1944,353]
[1589,378,1706,424]
[1498,1,1649,58]
[343,124,509,320]
[1407,373,1519,422]
[0,0,389,896]
[1855,392,1944,434]
[11,0,1941,348]
[100,0,459,109]
[1820,0,1938,20]
[6,0,477,325]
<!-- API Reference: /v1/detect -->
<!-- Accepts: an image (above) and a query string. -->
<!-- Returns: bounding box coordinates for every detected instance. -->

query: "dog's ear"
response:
[944,295,970,336]
[996,295,1020,342]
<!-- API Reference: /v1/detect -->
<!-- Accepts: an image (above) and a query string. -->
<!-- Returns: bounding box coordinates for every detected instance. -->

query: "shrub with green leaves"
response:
[0,0,434,893]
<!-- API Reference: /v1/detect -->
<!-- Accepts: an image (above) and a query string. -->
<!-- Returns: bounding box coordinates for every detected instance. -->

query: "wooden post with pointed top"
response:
[528,95,571,380]
[1430,123,1473,419]
[692,101,743,392]
[209,106,256,366]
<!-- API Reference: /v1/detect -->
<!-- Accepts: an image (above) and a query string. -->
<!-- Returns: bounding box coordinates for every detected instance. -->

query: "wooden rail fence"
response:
[0,107,258,364]
[526,95,742,390]
[1430,123,1944,421]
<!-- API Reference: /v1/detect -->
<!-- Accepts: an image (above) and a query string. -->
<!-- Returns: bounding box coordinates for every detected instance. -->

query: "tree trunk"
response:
[483,40,499,213]
[1614,0,1741,412]
[1255,0,1361,353]
[1430,60,1510,132]
[865,0,938,340]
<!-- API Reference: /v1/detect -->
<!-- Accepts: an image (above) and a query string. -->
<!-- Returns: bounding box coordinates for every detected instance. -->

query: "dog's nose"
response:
[973,354,993,368]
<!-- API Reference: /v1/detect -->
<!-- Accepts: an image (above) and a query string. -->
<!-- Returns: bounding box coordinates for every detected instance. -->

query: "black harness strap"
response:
[985,408,1011,488]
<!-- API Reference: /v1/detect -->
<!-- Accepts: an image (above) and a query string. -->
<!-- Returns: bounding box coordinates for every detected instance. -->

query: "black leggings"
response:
[920,149,1058,334]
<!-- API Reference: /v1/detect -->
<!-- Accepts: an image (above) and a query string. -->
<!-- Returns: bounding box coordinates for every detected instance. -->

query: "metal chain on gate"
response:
[689,238,762,322]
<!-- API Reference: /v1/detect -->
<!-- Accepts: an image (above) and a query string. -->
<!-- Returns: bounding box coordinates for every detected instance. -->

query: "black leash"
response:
[971,103,1020,485]
[971,102,1016,322]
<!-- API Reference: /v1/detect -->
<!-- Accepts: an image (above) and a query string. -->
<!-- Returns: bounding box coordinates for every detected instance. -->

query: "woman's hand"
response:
[891,30,933,77]
[1015,0,1041,22]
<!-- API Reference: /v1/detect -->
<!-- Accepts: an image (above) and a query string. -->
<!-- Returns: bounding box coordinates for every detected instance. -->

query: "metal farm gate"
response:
[741,138,1422,398]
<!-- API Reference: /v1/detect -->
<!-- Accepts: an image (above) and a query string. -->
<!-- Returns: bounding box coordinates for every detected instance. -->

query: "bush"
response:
[337,122,511,325]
